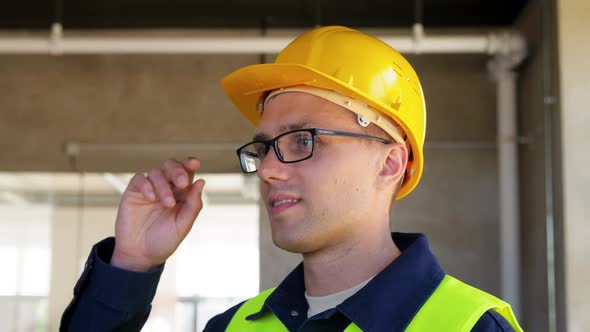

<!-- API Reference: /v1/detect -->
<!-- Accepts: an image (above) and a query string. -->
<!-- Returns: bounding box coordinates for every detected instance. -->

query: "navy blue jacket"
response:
[61,233,516,331]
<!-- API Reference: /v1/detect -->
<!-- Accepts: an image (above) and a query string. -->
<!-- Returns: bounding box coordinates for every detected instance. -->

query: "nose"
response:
[257,146,289,183]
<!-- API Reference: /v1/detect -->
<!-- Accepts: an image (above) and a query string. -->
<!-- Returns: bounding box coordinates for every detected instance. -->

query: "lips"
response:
[272,198,301,207]
[268,194,301,216]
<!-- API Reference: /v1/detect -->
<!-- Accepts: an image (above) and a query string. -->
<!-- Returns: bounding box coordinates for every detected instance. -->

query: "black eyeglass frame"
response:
[236,128,390,174]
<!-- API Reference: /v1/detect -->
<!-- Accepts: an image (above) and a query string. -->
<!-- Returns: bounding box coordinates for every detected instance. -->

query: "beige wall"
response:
[557,0,590,331]
[48,203,177,332]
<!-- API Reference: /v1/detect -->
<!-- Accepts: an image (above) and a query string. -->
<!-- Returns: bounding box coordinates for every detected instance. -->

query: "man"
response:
[61,26,523,331]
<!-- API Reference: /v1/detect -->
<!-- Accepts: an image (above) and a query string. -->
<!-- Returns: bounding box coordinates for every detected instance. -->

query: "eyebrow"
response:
[252,121,312,141]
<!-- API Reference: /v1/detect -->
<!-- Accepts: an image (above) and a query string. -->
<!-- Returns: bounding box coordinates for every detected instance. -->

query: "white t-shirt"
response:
[304,275,375,318]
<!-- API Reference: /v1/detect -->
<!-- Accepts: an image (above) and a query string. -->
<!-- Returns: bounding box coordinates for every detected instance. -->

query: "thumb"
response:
[177,179,206,233]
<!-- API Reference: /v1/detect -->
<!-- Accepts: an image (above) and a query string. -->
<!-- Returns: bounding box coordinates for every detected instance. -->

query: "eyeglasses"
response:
[236,128,390,173]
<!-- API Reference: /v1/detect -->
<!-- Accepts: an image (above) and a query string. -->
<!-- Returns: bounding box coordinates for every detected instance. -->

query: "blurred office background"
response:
[0,0,587,331]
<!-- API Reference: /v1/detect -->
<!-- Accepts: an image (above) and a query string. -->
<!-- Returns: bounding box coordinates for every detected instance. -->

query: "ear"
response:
[377,143,408,190]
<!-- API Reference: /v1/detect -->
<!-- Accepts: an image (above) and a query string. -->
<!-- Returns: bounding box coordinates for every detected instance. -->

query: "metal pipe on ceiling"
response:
[63,141,500,156]
[0,23,525,56]
[489,55,525,319]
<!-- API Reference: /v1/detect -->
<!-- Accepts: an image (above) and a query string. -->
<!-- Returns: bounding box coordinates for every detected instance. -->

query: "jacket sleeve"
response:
[60,237,164,332]
[471,310,517,332]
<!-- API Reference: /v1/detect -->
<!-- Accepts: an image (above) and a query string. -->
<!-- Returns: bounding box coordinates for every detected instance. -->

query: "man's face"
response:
[254,92,386,254]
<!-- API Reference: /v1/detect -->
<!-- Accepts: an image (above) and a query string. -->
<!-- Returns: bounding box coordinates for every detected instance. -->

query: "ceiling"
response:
[1,0,528,30]
[0,1,529,175]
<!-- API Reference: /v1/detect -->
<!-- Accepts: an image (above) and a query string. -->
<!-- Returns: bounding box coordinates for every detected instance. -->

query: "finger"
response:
[127,173,156,201]
[182,157,201,184]
[171,158,201,201]
[147,168,176,207]
[177,179,206,234]
[126,173,144,193]
[163,159,190,190]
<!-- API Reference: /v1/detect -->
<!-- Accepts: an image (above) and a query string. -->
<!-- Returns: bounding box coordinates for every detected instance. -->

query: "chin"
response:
[268,213,306,251]
[271,228,327,254]
[272,233,305,253]
[271,229,320,253]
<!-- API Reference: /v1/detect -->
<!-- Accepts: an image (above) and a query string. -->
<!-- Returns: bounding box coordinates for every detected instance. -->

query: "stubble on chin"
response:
[271,225,306,253]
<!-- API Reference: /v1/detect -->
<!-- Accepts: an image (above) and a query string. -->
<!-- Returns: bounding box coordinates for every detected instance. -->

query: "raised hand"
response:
[110,157,206,272]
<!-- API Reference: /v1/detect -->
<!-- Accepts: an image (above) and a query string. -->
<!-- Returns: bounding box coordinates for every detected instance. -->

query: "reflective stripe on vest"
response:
[226,275,523,332]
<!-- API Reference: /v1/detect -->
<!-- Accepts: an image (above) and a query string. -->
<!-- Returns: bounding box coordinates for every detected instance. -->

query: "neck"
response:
[302,224,400,297]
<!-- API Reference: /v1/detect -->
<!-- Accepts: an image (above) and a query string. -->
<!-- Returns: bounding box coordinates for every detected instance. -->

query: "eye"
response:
[255,144,268,158]
[295,133,313,148]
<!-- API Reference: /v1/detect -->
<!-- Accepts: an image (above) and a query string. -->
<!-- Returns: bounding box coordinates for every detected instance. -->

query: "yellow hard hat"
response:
[221,26,426,199]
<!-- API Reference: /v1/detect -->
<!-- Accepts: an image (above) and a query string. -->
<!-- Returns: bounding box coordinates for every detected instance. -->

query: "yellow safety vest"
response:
[226,275,523,331]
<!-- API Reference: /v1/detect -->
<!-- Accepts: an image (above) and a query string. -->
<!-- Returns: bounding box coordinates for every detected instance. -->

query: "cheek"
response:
[337,157,377,199]
[299,144,378,211]
[304,161,371,210]
[258,179,270,199]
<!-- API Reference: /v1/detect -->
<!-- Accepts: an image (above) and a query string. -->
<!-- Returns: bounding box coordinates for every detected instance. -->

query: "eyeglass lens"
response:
[240,130,314,172]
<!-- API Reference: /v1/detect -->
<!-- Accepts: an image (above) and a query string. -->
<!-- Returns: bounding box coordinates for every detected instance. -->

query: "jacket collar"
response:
[247,233,445,332]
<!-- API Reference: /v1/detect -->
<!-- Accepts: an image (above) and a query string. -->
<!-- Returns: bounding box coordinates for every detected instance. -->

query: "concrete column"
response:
[142,257,177,332]
[556,0,590,331]
[48,206,82,332]
[48,205,118,331]
[488,55,524,318]
[48,203,177,331]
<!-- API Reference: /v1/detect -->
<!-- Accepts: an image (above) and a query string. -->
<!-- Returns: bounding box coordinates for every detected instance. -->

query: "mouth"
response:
[271,198,302,207]
[268,195,302,216]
